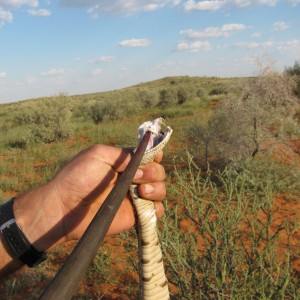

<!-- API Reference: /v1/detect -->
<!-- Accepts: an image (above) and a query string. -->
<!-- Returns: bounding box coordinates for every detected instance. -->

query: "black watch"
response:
[0,198,47,267]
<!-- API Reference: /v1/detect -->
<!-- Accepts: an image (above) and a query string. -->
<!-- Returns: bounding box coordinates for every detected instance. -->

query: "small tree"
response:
[196,87,207,98]
[209,67,299,163]
[14,96,72,144]
[90,101,122,124]
[190,58,300,166]
[285,60,300,76]
[29,97,72,143]
[137,90,158,108]
[285,60,300,98]
[157,89,175,107]
[189,121,217,172]
[177,88,188,104]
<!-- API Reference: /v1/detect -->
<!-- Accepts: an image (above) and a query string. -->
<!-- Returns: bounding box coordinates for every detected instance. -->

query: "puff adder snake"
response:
[130,117,173,299]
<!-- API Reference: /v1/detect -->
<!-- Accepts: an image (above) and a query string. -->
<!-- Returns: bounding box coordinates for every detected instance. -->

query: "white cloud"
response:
[0,0,39,9]
[142,3,168,11]
[277,39,300,51]
[0,0,39,26]
[0,71,7,78]
[26,76,37,84]
[177,40,212,52]
[181,28,226,38]
[27,8,51,16]
[119,38,150,47]
[41,68,65,76]
[234,40,273,48]
[183,0,224,11]
[272,21,289,31]
[0,7,13,26]
[288,0,300,6]
[183,0,278,11]
[58,0,180,17]
[222,23,246,31]
[180,23,247,39]
[256,0,277,5]
[91,68,102,75]
[251,31,262,38]
[90,56,116,63]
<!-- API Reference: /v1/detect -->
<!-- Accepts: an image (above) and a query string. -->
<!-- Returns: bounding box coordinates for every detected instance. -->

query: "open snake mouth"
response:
[138,118,173,151]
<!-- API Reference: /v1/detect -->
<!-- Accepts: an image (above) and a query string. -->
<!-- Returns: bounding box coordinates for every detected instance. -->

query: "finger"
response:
[137,181,166,201]
[107,197,135,236]
[154,202,165,219]
[133,162,165,184]
[88,145,132,173]
[153,150,163,163]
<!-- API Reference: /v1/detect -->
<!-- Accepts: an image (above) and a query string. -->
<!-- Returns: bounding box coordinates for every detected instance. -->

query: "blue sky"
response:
[0,0,299,103]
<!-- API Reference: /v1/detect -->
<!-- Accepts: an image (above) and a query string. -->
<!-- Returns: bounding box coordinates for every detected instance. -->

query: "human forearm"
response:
[0,183,66,279]
[0,145,166,280]
[0,230,23,278]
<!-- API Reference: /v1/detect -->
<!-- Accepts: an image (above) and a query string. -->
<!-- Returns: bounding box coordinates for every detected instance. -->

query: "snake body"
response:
[130,118,172,300]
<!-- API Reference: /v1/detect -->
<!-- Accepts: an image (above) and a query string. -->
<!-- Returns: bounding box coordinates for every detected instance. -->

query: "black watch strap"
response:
[0,198,47,267]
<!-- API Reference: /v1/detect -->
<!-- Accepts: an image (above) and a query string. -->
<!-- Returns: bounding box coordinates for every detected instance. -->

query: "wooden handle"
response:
[39,132,151,300]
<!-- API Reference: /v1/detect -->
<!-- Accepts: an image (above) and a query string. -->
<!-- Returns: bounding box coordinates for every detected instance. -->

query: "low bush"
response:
[158,155,299,299]
[13,97,72,144]
[118,154,299,298]
[196,87,207,98]
[157,89,177,108]
[177,88,189,104]
[136,90,158,108]
[30,105,72,144]
[209,86,226,96]
[90,101,123,124]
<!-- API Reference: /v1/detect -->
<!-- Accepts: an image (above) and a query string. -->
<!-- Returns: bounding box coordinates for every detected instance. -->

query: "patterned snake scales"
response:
[129,118,173,300]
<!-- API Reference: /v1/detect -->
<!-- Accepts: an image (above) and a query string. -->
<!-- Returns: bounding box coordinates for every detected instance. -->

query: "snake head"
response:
[138,117,173,151]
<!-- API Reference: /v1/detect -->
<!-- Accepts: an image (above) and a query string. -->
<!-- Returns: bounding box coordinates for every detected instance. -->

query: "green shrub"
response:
[209,86,226,95]
[191,72,300,165]
[294,78,300,98]
[30,103,72,144]
[119,154,299,299]
[158,155,299,299]
[196,87,207,98]
[11,96,73,144]
[285,60,300,76]
[90,101,123,124]
[72,103,92,121]
[157,89,176,108]
[177,88,189,104]
[14,107,36,126]
[136,90,158,108]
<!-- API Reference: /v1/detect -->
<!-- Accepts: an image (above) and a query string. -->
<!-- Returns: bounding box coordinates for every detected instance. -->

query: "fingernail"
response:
[144,184,154,194]
[134,169,143,180]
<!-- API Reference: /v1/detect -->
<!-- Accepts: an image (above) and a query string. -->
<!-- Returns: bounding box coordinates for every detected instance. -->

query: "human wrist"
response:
[13,183,67,253]
[0,198,47,267]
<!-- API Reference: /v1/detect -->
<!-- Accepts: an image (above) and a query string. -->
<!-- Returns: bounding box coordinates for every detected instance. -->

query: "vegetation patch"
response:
[0,65,299,298]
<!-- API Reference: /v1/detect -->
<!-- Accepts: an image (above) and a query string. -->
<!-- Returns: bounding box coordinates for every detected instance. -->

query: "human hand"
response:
[14,145,166,252]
